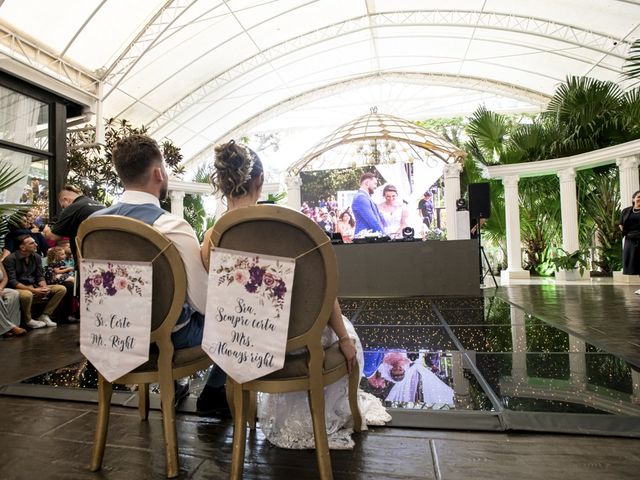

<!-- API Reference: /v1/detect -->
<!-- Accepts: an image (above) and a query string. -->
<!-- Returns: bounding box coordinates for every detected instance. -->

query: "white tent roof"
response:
[0,0,638,167]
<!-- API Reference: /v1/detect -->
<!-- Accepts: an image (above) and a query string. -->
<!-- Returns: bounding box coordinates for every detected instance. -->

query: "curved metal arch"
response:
[101,0,199,98]
[155,32,584,146]
[287,111,467,176]
[145,9,629,134]
[181,71,549,168]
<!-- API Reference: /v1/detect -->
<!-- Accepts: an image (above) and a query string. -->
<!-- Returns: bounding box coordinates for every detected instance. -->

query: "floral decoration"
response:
[214,253,292,317]
[83,261,147,307]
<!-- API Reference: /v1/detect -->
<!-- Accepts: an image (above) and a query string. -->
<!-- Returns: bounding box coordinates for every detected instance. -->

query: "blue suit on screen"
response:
[352,189,384,235]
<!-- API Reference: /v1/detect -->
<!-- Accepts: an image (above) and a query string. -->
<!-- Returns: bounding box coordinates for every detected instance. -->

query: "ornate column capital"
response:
[616,155,640,171]
[443,162,462,178]
[284,174,302,187]
[502,175,519,188]
[557,167,576,183]
[169,190,185,201]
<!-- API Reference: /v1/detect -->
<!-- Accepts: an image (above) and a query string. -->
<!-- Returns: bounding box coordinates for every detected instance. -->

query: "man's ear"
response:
[152,165,165,182]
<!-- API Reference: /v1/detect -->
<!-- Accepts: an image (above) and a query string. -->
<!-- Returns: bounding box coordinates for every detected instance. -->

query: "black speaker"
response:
[468,182,491,219]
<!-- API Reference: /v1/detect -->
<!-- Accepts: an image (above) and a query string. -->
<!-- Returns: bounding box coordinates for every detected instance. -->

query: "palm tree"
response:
[623,38,640,85]
[0,162,29,244]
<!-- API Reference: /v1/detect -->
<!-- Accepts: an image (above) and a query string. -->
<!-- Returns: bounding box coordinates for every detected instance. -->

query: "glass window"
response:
[0,85,49,151]
[0,148,49,219]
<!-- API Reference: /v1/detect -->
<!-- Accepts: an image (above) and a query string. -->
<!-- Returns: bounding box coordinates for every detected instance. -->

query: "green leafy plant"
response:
[266,191,287,204]
[550,248,590,276]
[0,161,29,247]
[66,118,185,205]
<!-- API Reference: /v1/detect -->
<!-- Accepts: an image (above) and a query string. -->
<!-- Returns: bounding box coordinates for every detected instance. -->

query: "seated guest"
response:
[202,140,389,449]
[45,247,75,285]
[2,210,49,260]
[316,209,334,234]
[3,235,66,328]
[45,246,76,323]
[0,261,25,337]
[90,134,227,415]
[336,210,355,243]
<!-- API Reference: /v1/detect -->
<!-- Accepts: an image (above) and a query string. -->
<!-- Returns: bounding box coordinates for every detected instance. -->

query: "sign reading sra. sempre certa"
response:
[79,260,153,382]
[202,248,295,383]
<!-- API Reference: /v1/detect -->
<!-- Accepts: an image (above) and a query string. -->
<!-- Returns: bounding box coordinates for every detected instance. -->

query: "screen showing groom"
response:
[351,172,384,236]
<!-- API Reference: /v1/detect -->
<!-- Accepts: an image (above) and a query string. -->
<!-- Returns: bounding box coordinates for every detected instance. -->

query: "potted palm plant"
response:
[551,248,590,280]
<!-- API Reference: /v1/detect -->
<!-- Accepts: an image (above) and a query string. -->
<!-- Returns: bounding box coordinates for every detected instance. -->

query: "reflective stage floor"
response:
[3,286,639,438]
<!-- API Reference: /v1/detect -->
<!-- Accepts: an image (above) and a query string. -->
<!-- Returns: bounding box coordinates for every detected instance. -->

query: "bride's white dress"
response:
[257,317,391,449]
[379,205,403,238]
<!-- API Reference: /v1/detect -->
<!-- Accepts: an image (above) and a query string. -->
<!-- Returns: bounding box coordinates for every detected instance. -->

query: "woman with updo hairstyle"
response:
[210,139,264,203]
[200,139,389,449]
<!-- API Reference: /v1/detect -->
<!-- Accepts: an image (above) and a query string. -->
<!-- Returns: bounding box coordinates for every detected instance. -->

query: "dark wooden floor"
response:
[0,395,638,480]
[1,284,640,479]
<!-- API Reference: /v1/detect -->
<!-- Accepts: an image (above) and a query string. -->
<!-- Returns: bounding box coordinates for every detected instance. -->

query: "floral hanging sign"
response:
[202,248,296,383]
[79,260,153,382]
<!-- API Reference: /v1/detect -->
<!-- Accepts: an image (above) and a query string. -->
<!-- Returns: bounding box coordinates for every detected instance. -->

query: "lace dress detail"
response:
[379,206,402,238]
[257,317,391,449]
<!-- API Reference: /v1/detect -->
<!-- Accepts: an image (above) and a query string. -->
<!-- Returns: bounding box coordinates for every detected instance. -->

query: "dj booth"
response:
[333,239,480,297]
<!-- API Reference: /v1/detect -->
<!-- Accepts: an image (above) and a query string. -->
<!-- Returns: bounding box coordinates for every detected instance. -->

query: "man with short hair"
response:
[43,185,104,323]
[3,234,66,329]
[418,191,434,228]
[351,172,384,235]
[43,185,104,261]
[91,134,227,415]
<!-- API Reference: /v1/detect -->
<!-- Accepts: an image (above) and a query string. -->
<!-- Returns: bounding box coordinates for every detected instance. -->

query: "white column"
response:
[169,190,185,218]
[614,156,640,284]
[285,175,302,210]
[501,175,529,281]
[443,162,462,240]
[617,155,640,208]
[556,168,588,280]
[558,168,580,253]
[95,82,105,145]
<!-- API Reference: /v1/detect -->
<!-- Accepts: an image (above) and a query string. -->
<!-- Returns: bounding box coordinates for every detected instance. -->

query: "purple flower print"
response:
[82,262,147,307]
[245,282,258,293]
[273,280,287,300]
[249,265,264,285]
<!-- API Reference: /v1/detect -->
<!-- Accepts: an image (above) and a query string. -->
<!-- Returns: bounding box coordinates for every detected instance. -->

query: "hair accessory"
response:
[238,143,259,183]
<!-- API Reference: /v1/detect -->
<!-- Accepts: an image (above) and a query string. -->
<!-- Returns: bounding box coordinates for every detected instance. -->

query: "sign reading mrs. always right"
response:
[202,248,295,383]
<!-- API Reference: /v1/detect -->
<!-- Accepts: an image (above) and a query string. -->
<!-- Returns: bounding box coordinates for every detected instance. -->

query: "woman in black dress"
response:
[619,190,640,275]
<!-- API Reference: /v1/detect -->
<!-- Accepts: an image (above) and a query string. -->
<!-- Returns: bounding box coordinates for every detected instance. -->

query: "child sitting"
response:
[45,247,75,285]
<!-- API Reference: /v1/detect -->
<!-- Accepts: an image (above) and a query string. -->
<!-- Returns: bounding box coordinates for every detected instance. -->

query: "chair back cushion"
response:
[77,216,187,335]
[211,206,337,341]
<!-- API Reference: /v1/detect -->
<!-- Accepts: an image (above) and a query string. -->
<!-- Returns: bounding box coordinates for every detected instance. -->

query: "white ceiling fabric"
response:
[0,0,638,168]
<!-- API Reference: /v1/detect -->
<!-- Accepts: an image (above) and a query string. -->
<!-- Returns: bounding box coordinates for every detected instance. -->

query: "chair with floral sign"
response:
[77,215,213,478]
[202,204,362,480]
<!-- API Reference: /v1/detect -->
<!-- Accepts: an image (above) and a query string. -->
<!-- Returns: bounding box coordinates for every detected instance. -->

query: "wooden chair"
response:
[77,215,213,478]
[204,205,362,480]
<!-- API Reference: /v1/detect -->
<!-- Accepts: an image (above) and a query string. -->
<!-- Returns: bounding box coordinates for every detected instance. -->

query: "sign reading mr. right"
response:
[202,248,295,383]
